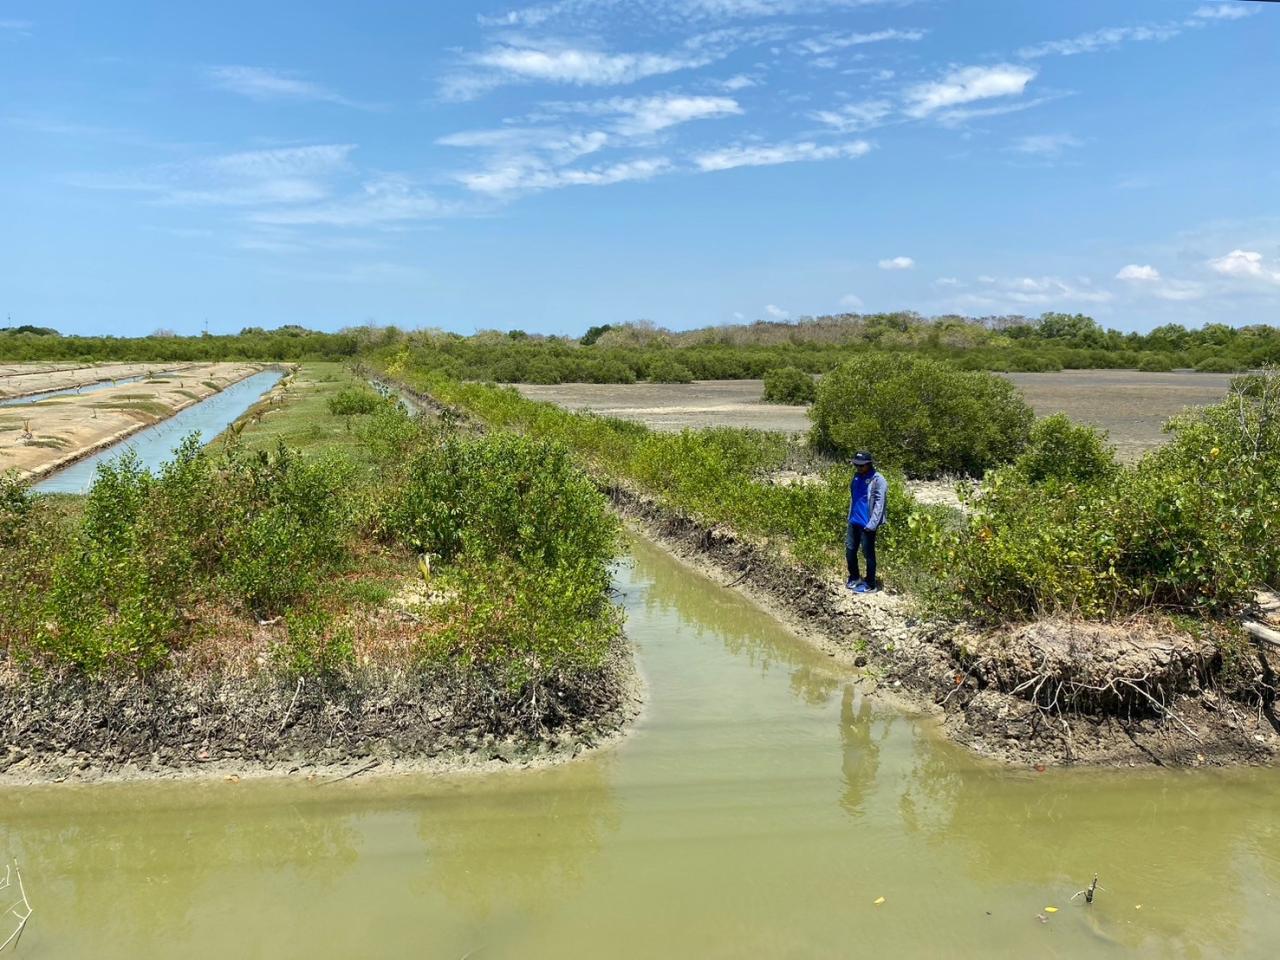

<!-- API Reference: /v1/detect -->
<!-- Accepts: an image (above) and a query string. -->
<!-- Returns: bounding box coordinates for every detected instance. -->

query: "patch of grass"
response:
[232,362,390,466]
[202,380,220,390]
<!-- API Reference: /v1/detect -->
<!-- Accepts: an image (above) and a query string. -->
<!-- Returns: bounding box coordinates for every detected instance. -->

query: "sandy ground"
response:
[517,380,812,433]
[518,370,1235,459]
[0,362,203,401]
[1004,370,1235,460]
[0,362,263,479]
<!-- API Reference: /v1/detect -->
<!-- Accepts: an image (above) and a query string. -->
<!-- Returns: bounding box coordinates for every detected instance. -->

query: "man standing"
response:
[846,451,887,594]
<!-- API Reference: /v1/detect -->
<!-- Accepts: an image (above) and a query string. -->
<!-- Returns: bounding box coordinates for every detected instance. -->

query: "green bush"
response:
[809,353,1034,477]
[762,367,817,404]
[1137,353,1176,372]
[646,358,694,383]
[1194,356,1245,373]
[1011,414,1116,484]
[378,432,618,586]
[274,607,355,679]
[947,369,1280,619]
[30,438,356,673]
[327,386,383,416]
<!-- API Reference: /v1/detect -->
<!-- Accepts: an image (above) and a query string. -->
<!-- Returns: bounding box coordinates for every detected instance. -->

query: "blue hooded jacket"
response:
[849,469,888,531]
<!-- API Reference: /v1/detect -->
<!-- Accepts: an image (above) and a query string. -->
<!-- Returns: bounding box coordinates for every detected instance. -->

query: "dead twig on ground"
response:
[0,861,33,953]
[318,759,380,785]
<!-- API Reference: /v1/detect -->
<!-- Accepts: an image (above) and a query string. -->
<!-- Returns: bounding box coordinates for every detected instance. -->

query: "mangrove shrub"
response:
[809,353,1034,477]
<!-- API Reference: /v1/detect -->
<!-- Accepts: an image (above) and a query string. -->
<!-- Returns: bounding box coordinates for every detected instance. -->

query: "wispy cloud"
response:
[0,19,32,31]
[75,144,357,209]
[479,0,901,30]
[793,28,925,56]
[1011,132,1083,156]
[765,303,789,318]
[207,66,371,108]
[249,176,455,226]
[443,41,721,99]
[694,138,871,171]
[957,274,1113,307]
[457,156,671,195]
[812,98,894,133]
[903,64,1036,119]
[1193,2,1258,21]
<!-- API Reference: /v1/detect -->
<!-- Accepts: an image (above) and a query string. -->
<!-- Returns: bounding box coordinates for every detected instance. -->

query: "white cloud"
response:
[207,144,356,179]
[439,127,610,164]
[459,157,671,195]
[1116,264,1160,281]
[1151,281,1205,301]
[903,64,1036,119]
[878,256,914,270]
[476,45,707,86]
[718,74,757,91]
[600,94,742,134]
[956,275,1113,307]
[1018,24,1182,59]
[480,0,904,30]
[812,99,893,133]
[1012,133,1083,156]
[694,138,870,171]
[445,40,728,98]
[838,293,864,309]
[250,176,454,226]
[794,28,924,56]
[1193,2,1257,20]
[934,277,959,286]
[77,143,357,209]
[765,303,789,318]
[1208,249,1280,284]
[0,19,32,30]
[207,66,366,108]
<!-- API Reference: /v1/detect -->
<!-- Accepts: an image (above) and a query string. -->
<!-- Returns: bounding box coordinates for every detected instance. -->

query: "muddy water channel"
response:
[4,535,1280,958]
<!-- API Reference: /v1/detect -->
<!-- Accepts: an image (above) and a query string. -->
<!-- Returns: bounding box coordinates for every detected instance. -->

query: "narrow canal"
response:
[2,535,1278,957]
[33,369,283,494]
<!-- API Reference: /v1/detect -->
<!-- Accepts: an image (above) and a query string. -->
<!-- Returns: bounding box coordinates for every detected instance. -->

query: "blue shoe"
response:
[854,582,876,594]
[846,578,863,590]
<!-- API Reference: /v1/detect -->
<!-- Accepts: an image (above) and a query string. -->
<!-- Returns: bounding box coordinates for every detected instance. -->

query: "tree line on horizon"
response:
[3,311,1278,380]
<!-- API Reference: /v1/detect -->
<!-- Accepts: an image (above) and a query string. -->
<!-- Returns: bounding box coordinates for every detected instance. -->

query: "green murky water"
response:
[3,535,1279,958]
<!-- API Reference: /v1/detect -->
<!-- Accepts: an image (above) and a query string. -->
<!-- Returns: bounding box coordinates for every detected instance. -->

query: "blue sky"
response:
[2,0,1277,336]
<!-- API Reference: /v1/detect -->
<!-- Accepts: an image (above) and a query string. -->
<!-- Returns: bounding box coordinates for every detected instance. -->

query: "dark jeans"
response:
[845,523,877,587]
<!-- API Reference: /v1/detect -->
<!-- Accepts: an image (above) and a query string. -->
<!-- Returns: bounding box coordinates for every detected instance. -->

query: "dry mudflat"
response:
[0,361,204,402]
[0,362,264,480]
[518,370,1235,459]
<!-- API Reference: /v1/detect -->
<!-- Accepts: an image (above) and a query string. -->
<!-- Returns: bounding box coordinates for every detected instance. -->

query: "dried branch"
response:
[0,861,33,953]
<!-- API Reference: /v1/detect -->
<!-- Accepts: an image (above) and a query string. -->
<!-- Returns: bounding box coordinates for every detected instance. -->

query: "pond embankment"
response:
[399,378,1280,769]
[1,362,266,482]
[0,641,639,785]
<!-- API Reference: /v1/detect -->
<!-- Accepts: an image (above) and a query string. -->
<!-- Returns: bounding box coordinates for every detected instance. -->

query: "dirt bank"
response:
[0,635,641,786]
[0,362,202,402]
[0,362,264,479]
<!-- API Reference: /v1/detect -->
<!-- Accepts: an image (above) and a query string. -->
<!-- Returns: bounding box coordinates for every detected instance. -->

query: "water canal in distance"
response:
[2,534,1278,957]
[33,369,283,495]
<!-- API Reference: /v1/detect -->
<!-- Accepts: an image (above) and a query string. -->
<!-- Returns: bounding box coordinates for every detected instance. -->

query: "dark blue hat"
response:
[851,451,873,466]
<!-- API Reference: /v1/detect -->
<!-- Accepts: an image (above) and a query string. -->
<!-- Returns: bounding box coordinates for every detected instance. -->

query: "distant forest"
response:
[3,312,1277,382]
